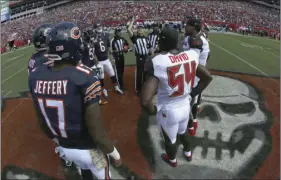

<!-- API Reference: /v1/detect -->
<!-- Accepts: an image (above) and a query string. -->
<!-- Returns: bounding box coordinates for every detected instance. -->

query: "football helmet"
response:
[45,22,83,63]
[93,21,103,37]
[32,23,53,49]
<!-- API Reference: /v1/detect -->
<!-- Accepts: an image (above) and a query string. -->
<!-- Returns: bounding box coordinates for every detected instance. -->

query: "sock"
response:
[184,151,191,157]
[189,127,194,130]
[170,158,177,163]
[193,119,197,122]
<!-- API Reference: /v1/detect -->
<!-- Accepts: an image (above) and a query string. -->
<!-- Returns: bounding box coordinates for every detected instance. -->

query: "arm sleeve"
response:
[81,75,102,106]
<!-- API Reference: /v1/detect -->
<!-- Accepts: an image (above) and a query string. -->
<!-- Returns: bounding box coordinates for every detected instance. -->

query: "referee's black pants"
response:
[114,53,125,89]
[135,55,147,93]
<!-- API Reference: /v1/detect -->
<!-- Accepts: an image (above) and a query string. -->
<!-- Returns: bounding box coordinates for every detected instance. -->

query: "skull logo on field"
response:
[142,75,271,179]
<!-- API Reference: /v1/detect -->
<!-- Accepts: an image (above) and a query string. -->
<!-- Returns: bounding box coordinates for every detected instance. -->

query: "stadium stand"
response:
[1,0,280,53]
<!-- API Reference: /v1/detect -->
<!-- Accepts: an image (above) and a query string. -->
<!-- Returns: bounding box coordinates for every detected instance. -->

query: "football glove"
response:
[91,64,103,76]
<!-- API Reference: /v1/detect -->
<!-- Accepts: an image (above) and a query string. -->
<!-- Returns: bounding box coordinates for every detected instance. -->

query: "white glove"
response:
[91,64,103,76]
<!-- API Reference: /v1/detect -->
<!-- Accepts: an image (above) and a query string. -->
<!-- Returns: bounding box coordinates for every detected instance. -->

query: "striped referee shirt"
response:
[130,35,149,56]
[111,36,129,54]
[147,31,159,51]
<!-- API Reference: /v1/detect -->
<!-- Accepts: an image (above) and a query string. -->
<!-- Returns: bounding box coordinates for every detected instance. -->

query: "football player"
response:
[140,27,212,167]
[183,18,211,136]
[28,24,54,76]
[28,22,122,179]
[81,29,106,105]
[92,22,124,97]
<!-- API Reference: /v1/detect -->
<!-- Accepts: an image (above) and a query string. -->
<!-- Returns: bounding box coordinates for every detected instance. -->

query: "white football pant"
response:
[157,103,191,144]
[59,147,111,179]
[99,59,115,79]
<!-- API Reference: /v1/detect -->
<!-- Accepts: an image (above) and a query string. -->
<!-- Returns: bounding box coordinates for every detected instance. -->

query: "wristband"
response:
[108,147,120,160]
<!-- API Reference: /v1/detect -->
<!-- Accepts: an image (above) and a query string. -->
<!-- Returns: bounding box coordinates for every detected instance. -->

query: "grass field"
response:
[1,33,280,98]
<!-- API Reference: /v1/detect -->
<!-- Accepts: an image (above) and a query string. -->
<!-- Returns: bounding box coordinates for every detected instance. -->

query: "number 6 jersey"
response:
[145,50,199,110]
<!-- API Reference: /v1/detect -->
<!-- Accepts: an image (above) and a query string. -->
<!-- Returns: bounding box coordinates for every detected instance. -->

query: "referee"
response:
[127,16,149,95]
[147,23,160,53]
[111,29,129,90]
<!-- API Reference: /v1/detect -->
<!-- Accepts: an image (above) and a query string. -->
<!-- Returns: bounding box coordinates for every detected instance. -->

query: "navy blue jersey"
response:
[28,50,50,75]
[81,42,95,68]
[28,64,101,149]
[93,33,110,61]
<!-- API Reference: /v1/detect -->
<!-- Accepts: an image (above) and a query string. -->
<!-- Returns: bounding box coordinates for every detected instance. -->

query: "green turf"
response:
[1,33,280,98]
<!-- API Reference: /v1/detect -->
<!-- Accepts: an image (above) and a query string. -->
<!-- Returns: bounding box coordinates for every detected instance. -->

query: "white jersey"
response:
[182,34,210,87]
[147,50,200,110]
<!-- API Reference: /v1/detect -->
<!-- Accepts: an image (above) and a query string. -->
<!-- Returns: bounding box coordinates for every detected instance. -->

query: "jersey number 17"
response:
[167,61,197,97]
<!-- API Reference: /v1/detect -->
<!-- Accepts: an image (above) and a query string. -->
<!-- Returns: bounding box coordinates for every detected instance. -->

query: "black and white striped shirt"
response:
[130,35,149,56]
[111,37,128,55]
[147,31,159,51]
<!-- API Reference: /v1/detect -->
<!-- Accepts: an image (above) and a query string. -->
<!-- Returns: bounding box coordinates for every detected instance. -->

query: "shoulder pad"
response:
[71,64,93,86]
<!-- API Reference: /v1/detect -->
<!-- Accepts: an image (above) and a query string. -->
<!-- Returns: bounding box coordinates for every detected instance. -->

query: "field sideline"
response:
[1,32,280,179]
[1,33,280,98]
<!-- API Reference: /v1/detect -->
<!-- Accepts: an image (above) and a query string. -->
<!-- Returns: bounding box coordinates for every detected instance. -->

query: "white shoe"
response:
[102,88,108,98]
[115,86,124,95]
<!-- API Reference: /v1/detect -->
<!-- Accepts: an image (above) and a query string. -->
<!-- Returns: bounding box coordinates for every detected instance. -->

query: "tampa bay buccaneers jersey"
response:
[145,50,199,110]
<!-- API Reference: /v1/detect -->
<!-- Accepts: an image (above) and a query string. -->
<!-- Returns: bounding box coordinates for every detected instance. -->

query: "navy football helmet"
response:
[46,22,83,63]
[93,21,103,37]
[32,24,53,49]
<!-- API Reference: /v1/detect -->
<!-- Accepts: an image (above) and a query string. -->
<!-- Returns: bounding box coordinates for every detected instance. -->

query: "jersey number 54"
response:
[167,61,196,97]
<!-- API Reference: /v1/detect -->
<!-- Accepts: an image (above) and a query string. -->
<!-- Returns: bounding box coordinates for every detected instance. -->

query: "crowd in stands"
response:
[1,0,280,49]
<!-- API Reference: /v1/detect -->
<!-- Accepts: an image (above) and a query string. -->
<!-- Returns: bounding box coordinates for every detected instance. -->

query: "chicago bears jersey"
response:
[81,42,95,68]
[145,50,199,110]
[28,50,50,75]
[93,33,110,61]
[28,64,101,149]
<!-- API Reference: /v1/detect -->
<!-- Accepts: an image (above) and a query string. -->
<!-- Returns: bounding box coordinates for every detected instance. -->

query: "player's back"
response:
[28,50,49,75]
[28,64,99,149]
[152,50,199,109]
[94,33,110,61]
[81,42,95,68]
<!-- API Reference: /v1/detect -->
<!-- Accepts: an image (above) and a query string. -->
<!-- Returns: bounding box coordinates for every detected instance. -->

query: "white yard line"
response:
[2,99,25,124]
[209,41,279,85]
[1,67,26,84]
[227,36,280,59]
[225,33,280,43]
[2,56,24,72]
[1,45,33,56]
[4,90,12,97]
[5,55,23,62]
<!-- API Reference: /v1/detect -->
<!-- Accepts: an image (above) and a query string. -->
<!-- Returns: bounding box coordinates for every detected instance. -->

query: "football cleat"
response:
[115,86,124,95]
[102,88,108,99]
[99,100,108,105]
[161,153,177,167]
[184,152,192,162]
[188,127,196,136]
[193,120,198,131]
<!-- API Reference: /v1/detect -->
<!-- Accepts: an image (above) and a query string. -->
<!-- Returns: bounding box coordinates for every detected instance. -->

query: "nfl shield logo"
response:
[56,45,64,51]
